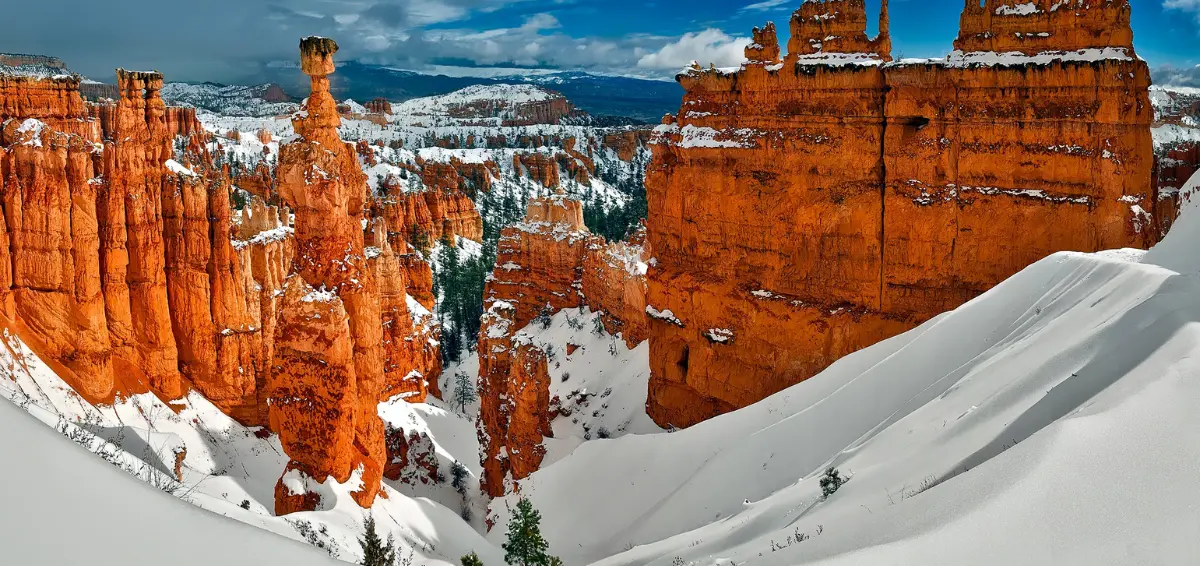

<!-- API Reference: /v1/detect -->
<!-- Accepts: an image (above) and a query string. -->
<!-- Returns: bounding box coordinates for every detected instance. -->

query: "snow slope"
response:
[493,173,1200,565]
[0,385,336,565]
[0,326,504,565]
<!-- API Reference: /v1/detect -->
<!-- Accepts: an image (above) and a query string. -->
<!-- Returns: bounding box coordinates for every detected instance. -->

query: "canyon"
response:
[643,0,1163,428]
[0,41,446,514]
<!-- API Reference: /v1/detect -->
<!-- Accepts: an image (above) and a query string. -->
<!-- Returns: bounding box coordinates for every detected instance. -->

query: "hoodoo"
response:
[269,37,391,514]
[645,0,1156,428]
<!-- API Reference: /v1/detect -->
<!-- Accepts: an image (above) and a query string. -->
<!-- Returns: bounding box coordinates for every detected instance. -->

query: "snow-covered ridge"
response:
[162,82,298,118]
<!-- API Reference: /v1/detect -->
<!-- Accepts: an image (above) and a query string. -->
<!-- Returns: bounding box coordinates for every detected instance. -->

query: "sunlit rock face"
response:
[269,36,391,515]
[644,0,1157,428]
[476,195,650,496]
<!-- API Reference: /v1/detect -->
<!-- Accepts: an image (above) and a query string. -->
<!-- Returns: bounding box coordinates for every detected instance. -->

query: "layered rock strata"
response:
[645,0,1157,428]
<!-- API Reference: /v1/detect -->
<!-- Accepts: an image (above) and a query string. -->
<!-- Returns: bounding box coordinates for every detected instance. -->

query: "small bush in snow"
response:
[820,467,845,498]
[450,461,470,494]
[596,427,611,439]
[239,499,251,510]
[461,552,484,566]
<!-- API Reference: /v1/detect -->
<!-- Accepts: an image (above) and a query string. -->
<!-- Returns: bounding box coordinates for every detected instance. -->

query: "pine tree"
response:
[450,460,470,494]
[453,371,478,412]
[502,498,560,566]
[359,515,396,566]
[461,552,484,566]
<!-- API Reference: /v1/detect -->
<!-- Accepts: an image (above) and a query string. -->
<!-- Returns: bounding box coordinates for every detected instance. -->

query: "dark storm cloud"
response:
[361,2,411,27]
[2,0,348,82]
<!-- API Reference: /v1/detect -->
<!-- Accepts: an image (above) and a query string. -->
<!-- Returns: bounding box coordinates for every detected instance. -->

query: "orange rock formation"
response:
[476,195,649,496]
[645,0,1157,428]
[0,40,444,515]
[270,36,390,514]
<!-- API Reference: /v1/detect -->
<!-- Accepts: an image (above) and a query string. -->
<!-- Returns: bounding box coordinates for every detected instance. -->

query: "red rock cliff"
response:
[644,0,1156,428]
[476,195,650,496]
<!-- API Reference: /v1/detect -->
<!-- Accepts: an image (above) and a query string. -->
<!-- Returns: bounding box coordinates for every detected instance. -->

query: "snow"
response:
[165,159,199,177]
[0,395,338,565]
[645,305,684,326]
[653,124,760,149]
[490,173,1200,565]
[0,322,505,565]
[893,48,1136,69]
[15,118,45,147]
[994,2,1040,16]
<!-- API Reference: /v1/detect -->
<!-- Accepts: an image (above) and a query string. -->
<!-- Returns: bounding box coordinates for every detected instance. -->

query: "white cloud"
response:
[741,0,791,12]
[1165,0,1200,22]
[636,29,751,71]
[1165,0,1200,9]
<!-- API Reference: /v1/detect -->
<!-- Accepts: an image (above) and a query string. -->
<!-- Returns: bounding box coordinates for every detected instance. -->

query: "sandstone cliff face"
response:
[582,238,649,348]
[365,97,393,115]
[956,0,1133,54]
[477,197,591,496]
[0,66,297,413]
[786,0,890,61]
[475,195,652,496]
[645,0,1157,428]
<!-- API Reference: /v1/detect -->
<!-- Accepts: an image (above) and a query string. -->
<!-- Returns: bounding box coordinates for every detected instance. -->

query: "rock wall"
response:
[581,237,649,348]
[476,195,650,496]
[956,0,1133,54]
[645,0,1158,428]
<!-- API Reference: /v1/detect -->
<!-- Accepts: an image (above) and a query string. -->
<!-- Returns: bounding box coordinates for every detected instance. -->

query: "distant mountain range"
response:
[246,62,683,123]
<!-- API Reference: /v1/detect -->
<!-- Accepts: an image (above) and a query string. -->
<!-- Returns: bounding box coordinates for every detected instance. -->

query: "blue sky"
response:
[5,1,1200,84]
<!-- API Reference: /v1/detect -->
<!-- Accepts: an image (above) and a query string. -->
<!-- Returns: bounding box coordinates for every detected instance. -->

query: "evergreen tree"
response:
[453,371,478,412]
[450,460,470,494]
[359,515,396,566]
[502,498,560,566]
[461,552,484,566]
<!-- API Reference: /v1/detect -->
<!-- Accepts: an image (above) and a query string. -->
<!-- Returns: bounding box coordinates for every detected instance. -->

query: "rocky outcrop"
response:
[1,75,98,138]
[270,37,390,514]
[2,41,443,515]
[601,131,652,162]
[645,0,1157,428]
[582,237,649,348]
[513,153,561,188]
[956,0,1133,54]
[786,0,890,61]
[365,98,393,115]
[418,157,498,195]
[476,195,651,496]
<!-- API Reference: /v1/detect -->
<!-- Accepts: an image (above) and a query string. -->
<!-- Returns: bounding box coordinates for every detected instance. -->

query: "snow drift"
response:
[493,174,1200,565]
